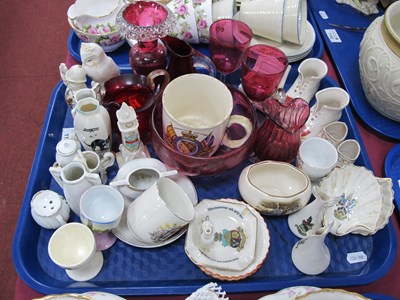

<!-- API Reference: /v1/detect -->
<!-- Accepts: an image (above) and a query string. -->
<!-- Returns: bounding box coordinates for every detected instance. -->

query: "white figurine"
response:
[59,63,88,108]
[80,42,120,93]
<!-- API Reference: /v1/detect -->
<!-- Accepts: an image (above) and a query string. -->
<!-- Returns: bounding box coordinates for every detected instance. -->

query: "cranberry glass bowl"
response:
[150,85,258,176]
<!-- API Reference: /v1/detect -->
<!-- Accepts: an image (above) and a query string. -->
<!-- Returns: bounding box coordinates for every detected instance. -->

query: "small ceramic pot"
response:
[30,190,70,229]
[238,160,312,215]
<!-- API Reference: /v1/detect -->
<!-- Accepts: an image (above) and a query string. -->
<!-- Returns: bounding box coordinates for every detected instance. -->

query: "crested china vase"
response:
[291,221,334,276]
[359,2,400,122]
[72,97,112,154]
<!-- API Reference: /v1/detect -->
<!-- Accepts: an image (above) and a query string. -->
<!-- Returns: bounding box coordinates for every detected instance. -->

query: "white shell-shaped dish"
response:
[185,199,258,271]
[321,165,393,236]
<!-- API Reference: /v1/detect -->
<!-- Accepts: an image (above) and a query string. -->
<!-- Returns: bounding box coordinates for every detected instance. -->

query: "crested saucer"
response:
[185,199,258,271]
[193,199,270,280]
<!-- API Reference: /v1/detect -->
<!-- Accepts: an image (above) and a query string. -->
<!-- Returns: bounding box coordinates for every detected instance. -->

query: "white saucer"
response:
[112,172,198,248]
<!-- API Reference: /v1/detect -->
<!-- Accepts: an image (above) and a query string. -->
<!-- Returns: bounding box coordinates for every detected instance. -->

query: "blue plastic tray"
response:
[307,0,400,140]
[67,7,324,68]
[12,75,397,296]
[384,144,400,215]
[364,293,398,300]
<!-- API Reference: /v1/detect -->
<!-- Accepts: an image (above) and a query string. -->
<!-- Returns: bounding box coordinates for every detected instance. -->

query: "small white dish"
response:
[112,171,198,248]
[195,199,270,281]
[185,199,258,271]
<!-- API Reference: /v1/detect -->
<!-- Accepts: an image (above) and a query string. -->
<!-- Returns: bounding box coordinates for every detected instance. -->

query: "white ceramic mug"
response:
[73,150,115,183]
[296,137,338,181]
[30,190,71,229]
[49,161,102,216]
[48,222,103,282]
[162,74,252,157]
[126,177,195,245]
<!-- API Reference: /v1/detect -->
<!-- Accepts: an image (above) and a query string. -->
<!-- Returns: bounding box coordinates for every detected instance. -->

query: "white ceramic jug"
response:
[49,161,101,216]
[72,97,112,154]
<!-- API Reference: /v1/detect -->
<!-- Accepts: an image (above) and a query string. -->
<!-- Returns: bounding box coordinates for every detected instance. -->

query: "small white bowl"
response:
[238,160,312,215]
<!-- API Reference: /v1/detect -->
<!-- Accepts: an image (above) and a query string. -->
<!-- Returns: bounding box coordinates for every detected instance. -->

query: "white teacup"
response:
[296,137,338,181]
[239,0,285,43]
[73,150,115,183]
[162,74,252,157]
[282,0,307,45]
[126,177,195,245]
[80,185,124,250]
[48,222,103,282]
[30,190,70,229]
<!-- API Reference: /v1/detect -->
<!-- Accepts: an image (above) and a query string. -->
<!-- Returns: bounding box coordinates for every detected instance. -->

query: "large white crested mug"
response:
[162,74,252,157]
[126,177,195,245]
[49,161,101,216]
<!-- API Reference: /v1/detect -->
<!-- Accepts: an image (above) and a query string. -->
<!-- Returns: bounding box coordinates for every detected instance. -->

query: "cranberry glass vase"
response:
[116,1,176,75]
[255,92,310,163]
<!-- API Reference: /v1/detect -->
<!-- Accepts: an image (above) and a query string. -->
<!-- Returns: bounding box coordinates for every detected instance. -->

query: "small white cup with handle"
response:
[30,190,71,229]
[162,74,252,157]
[126,177,195,245]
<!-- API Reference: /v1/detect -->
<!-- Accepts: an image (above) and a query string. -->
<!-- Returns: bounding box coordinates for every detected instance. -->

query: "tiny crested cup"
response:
[80,185,125,250]
[162,74,252,157]
[126,177,195,245]
[296,137,338,181]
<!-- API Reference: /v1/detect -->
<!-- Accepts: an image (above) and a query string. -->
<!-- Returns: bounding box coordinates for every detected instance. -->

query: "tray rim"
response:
[384,143,400,216]
[12,77,398,296]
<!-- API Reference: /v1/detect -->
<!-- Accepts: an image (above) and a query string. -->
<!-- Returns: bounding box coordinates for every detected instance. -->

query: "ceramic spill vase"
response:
[72,97,112,154]
[291,221,334,275]
[359,3,400,122]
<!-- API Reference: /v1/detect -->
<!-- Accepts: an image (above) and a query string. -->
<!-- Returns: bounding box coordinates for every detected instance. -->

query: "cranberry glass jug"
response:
[255,90,310,163]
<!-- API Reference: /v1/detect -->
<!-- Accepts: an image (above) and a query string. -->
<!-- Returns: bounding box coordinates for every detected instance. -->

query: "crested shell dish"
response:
[320,165,394,236]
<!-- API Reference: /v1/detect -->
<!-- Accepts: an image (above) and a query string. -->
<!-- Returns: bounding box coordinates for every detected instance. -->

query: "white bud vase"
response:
[291,221,334,275]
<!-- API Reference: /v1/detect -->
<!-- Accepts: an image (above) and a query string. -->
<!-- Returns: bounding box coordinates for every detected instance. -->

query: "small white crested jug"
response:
[49,161,101,216]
